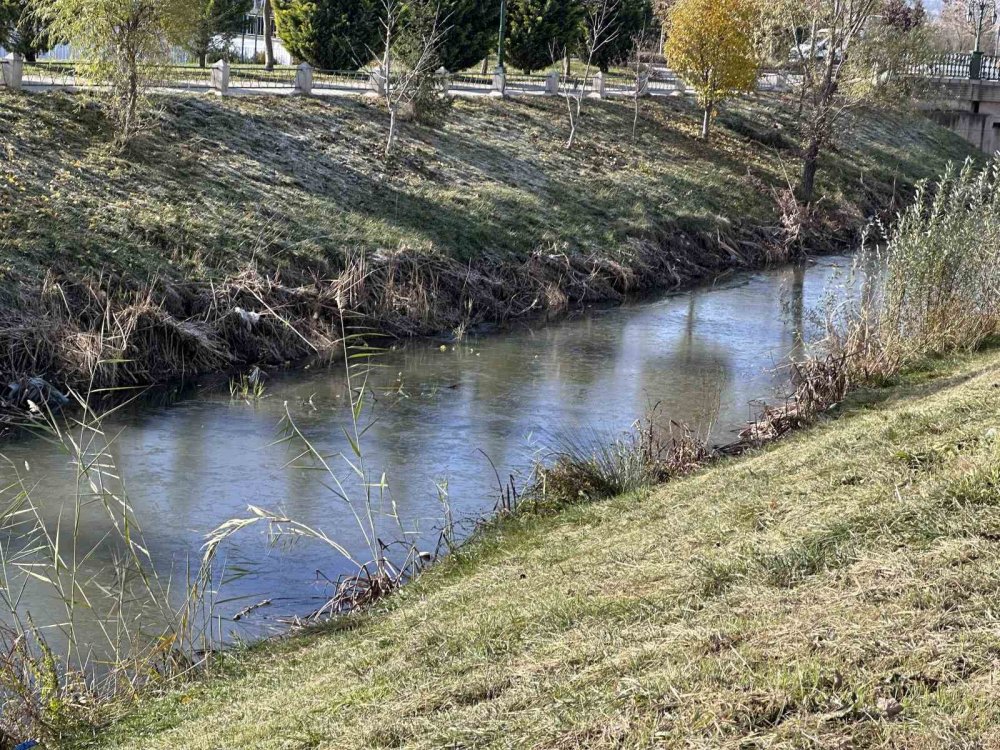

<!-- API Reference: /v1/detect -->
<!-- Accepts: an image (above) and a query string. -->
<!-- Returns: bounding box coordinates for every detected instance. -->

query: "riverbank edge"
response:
[0,210,849,430]
[0,89,983,423]
[73,344,1000,748]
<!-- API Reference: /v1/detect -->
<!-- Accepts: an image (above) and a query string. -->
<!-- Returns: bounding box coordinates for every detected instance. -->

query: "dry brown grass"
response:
[0,233,796,399]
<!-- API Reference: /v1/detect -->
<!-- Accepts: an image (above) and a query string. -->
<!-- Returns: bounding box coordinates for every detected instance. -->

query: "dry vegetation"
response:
[0,89,979,398]
[77,346,1000,750]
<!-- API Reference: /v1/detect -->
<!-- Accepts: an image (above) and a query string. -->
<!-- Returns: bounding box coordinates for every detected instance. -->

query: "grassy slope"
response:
[0,90,977,295]
[89,348,1000,749]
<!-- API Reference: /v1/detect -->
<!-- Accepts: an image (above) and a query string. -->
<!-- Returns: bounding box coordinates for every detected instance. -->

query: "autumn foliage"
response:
[665,0,761,138]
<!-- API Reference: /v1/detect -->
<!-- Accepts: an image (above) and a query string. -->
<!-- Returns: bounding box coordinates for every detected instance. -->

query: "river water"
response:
[0,255,853,645]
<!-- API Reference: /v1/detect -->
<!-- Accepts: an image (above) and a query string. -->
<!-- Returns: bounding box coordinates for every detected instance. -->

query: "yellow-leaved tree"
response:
[665,0,761,139]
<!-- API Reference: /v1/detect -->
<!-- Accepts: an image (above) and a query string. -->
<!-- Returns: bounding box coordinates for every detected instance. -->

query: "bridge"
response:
[918,52,1000,154]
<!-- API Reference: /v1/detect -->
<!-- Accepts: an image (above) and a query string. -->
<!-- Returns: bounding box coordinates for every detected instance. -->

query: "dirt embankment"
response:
[0,90,980,412]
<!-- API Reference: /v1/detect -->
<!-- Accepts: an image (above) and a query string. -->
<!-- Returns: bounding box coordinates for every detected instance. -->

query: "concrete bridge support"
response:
[926,109,998,155]
[921,79,1000,155]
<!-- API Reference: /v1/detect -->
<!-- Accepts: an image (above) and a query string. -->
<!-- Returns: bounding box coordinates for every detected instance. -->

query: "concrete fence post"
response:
[593,71,605,98]
[544,71,559,95]
[369,67,386,97]
[295,62,313,95]
[2,54,23,91]
[434,66,451,94]
[492,65,506,96]
[211,59,229,95]
[637,71,650,97]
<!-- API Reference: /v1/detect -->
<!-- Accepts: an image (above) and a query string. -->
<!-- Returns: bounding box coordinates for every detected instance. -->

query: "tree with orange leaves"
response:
[665,0,761,138]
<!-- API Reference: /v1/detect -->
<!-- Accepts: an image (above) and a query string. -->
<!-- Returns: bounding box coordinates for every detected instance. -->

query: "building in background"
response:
[1,0,292,64]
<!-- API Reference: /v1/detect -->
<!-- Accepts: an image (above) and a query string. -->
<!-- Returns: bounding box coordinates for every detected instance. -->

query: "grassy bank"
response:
[77,345,1000,749]
[0,89,979,393]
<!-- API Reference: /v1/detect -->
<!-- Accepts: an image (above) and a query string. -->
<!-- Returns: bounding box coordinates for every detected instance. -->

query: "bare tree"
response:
[779,0,931,202]
[628,24,657,140]
[375,0,449,158]
[562,0,621,150]
[933,0,998,53]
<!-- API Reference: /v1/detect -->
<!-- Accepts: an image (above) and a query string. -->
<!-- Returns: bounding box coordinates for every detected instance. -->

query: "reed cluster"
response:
[0,399,215,746]
[833,158,1000,384]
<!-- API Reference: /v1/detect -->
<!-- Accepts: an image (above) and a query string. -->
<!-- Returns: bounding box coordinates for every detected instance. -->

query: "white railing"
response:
[4,62,811,100]
[0,35,292,66]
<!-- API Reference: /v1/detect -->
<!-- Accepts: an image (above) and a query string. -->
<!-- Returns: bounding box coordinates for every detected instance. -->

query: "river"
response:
[0,254,853,649]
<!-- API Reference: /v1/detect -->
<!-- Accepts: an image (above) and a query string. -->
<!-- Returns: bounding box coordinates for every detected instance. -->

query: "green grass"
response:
[78,347,1000,749]
[0,89,978,300]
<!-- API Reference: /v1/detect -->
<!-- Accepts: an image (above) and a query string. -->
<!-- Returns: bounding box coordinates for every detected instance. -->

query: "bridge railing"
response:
[911,52,1000,81]
[982,55,1000,81]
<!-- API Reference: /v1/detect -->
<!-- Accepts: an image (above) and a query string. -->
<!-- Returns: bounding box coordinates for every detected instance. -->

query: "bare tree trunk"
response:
[701,103,711,139]
[199,51,207,68]
[263,0,275,71]
[566,99,579,149]
[120,62,139,149]
[798,135,821,204]
[481,55,489,75]
[386,106,398,157]
[632,87,640,140]
[563,54,571,77]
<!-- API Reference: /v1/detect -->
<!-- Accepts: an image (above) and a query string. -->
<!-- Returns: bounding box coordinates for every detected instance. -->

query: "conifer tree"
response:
[273,0,379,70]
[507,0,582,74]
[435,0,499,72]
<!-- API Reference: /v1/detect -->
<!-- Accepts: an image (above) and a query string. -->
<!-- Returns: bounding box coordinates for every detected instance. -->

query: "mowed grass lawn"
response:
[84,346,1000,750]
[0,89,978,300]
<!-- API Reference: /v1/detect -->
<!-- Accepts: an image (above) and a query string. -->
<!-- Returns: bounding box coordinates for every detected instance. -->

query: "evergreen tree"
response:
[506,0,583,74]
[273,0,379,70]
[1,0,51,60]
[435,0,499,72]
[185,0,253,67]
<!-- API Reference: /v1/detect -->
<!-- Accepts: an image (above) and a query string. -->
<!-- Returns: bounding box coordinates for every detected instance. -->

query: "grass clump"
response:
[532,416,713,509]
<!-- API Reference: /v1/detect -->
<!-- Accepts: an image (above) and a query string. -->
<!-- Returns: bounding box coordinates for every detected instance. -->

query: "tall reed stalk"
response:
[830,158,1000,383]
[200,323,425,622]
[0,394,212,744]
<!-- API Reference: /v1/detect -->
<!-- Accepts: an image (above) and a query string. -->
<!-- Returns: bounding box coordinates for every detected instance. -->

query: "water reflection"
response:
[0,255,851,639]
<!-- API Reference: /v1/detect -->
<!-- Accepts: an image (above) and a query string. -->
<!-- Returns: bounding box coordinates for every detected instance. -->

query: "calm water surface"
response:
[0,255,852,640]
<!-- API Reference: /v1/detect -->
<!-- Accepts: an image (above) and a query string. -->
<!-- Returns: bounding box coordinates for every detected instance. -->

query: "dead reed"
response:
[826,158,1000,385]
[531,406,718,510]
